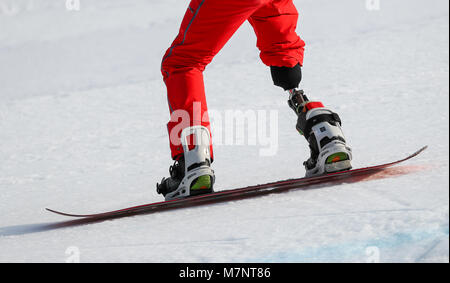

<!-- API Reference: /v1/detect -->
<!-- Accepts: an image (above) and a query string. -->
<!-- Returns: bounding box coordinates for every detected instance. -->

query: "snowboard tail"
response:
[46,146,428,220]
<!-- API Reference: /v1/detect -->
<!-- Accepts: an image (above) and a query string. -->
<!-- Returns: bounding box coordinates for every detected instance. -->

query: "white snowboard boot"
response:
[157,126,215,200]
[288,89,352,177]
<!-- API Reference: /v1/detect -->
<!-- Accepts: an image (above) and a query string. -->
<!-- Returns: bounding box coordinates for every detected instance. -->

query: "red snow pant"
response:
[161,0,305,160]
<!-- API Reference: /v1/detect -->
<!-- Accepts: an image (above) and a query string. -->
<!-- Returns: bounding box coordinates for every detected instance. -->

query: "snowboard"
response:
[46,146,427,220]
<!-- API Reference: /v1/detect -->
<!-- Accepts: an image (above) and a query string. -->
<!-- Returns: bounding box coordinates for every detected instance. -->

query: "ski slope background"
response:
[0,0,448,262]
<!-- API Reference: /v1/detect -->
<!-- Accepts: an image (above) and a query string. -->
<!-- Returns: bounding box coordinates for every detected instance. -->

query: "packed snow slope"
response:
[0,0,448,262]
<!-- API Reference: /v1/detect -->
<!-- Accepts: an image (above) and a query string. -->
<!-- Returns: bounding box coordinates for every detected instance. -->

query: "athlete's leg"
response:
[162,0,269,160]
[248,0,305,90]
[249,1,352,176]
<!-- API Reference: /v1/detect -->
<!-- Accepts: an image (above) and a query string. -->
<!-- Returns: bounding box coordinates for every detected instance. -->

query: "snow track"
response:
[0,0,448,262]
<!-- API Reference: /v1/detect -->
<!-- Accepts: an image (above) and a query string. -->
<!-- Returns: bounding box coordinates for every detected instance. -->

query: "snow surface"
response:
[0,0,448,263]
